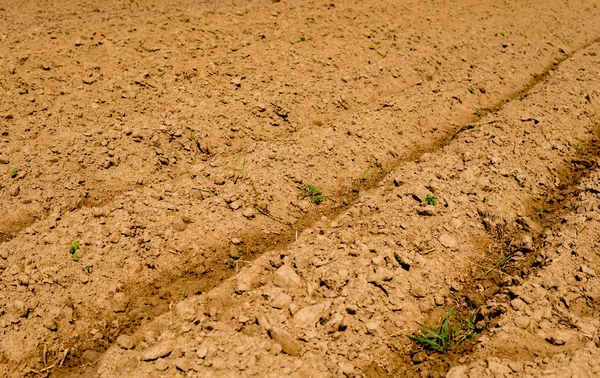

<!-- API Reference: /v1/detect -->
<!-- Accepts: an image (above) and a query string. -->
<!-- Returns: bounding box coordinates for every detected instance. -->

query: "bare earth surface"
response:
[1,0,599,377]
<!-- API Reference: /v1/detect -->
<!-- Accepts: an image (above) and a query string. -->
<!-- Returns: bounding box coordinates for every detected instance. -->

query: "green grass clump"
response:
[425,194,437,206]
[69,240,81,262]
[298,183,324,204]
[10,168,18,178]
[410,308,477,353]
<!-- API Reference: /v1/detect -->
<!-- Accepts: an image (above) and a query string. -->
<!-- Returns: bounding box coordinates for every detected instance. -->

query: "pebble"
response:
[546,331,570,346]
[174,358,191,372]
[141,341,174,361]
[410,284,427,298]
[271,292,292,309]
[172,218,187,232]
[273,265,303,289]
[294,302,329,328]
[196,345,208,359]
[438,233,458,250]
[116,334,136,349]
[520,235,534,251]
[81,350,101,363]
[339,361,356,377]
[10,186,20,196]
[229,201,241,210]
[242,207,256,218]
[514,316,531,329]
[268,328,302,356]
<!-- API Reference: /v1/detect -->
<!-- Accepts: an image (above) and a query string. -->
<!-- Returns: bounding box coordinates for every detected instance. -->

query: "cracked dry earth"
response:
[1,0,600,377]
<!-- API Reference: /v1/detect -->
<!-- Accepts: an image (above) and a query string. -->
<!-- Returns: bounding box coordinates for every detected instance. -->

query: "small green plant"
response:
[180,288,187,301]
[298,183,324,204]
[538,207,551,224]
[300,37,306,42]
[69,240,81,262]
[10,168,18,178]
[575,143,584,153]
[499,31,505,37]
[589,52,597,56]
[232,159,247,184]
[188,131,197,141]
[360,167,371,182]
[474,106,483,118]
[468,86,475,94]
[425,194,437,206]
[157,67,164,73]
[368,45,376,50]
[410,308,478,353]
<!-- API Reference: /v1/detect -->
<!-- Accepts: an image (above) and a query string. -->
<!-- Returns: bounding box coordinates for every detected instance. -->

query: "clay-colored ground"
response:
[1,0,599,377]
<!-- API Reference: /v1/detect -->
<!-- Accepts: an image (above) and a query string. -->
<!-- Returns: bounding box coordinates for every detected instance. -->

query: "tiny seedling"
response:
[180,288,187,301]
[474,106,483,118]
[360,167,371,182]
[538,207,551,224]
[300,37,306,42]
[298,183,324,204]
[188,131,197,141]
[69,240,81,262]
[410,308,478,353]
[499,31,505,37]
[575,143,584,153]
[368,45,376,50]
[10,168,18,178]
[425,194,437,206]
[157,67,164,73]
[232,160,247,184]
[589,52,597,56]
[468,86,475,94]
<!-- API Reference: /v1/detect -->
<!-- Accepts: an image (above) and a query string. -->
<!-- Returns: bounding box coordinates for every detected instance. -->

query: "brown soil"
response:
[1,0,599,377]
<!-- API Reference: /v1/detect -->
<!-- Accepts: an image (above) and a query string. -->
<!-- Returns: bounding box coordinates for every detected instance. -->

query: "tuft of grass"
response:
[499,31,505,37]
[232,159,247,184]
[368,45,376,50]
[410,308,478,353]
[10,168,18,178]
[180,288,187,301]
[425,194,437,206]
[298,183,324,204]
[69,240,81,262]
[474,106,483,118]
[468,86,475,94]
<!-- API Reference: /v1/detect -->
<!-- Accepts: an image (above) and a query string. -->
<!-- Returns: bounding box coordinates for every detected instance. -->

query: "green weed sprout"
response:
[425,194,437,206]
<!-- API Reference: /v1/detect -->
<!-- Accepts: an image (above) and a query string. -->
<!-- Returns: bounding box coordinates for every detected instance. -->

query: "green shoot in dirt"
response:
[499,31,505,37]
[360,167,371,182]
[468,86,475,94]
[425,194,437,206]
[474,106,483,118]
[485,254,514,276]
[537,207,551,224]
[232,160,247,184]
[298,183,324,204]
[10,168,18,178]
[180,288,187,301]
[589,52,597,57]
[410,308,478,353]
[69,240,81,262]
[368,45,376,50]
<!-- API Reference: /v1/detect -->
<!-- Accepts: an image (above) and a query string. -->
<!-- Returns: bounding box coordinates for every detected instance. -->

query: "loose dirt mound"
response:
[0,0,599,377]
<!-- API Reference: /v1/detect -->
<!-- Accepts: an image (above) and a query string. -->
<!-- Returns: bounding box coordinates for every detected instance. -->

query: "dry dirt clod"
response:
[116,335,135,350]
[268,327,302,356]
[140,341,174,361]
[273,264,303,289]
